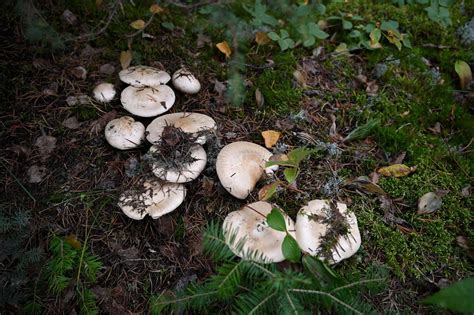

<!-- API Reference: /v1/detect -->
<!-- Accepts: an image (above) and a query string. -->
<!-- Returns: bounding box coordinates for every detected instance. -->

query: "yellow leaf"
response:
[255,32,271,45]
[130,19,146,30]
[64,234,81,250]
[216,41,232,58]
[261,130,281,148]
[258,182,279,201]
[377,164,416,177]
[120,50,132,70]
[150,4,165,14]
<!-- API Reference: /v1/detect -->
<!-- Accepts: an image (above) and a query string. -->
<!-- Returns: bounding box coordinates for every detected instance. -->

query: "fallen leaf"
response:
[334,43,349,54]
[344,176,386,195]
[293,70,306,87]
[258,182,279,201]
[216,41,231,58]
[392,151,407,164]
[455,60,472,90]
[62,9,77,25]
[130,19,146,30]
[255,31,271,45]
[456,236,474,260]
[120,50,132,70]
[378,164,416,177]
[261,130,281,148]
[428,122,441,134]
[201,176,214,196]
[417,192,442,214]
[90,110,118,134]
[27,165,47,183]
[62,116,81,129]
[35,135,57,158]
[461,185,471,197]
[366,80,378,96]
[150,4,164,14]
[99,63,115,75]
[255,88,264,107]
[71,66,87,79]
[65,234,81,249]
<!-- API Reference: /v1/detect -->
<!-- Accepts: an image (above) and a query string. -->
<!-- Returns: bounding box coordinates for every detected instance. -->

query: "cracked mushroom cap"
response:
[121,85,175,117]
[118,180,186,220]
[172,68,201,94]
[146,112,216,144]
[104,116,145,150]
[119,66,171,87]
[295,199,361,264]
[93,82,116,103]
[216,141,276,199]
[148,144,207,183]
[223,201,296,263]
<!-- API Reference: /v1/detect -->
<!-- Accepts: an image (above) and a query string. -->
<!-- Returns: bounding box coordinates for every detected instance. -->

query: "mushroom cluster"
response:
[92,64,216,220]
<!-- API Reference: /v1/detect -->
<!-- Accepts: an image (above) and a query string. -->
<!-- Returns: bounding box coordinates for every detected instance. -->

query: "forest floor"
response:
[0,0,473,314]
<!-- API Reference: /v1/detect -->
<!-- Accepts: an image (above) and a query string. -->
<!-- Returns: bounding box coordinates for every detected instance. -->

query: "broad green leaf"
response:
[342,19,353,30]
[380,20,399,31]
[267,31,280,41]
[308,22,329,39]
[349,30,362,38]
[266,208,286,232]
[283,167,298,184]
[282,235,301,262]
[278,39,289,51]
[351,15,363,20]
[423,277,474,313]
[303,37,315,47]
[161,22,175,30]
[280,29,290,39]
[266,160,296,168]
[302,255,339,284]
[454,60,472,90]
[288,147,313,165]
[401,34,412,48]
[284,38,295,49]
[369,28,381,45]
[364,23,375,32]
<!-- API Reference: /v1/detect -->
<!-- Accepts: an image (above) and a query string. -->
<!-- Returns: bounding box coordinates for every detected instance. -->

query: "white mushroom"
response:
[172,68,201,94]
[223,201,295,263]
[148,144,207,183]
[119,65,171,87]
[104,116,145,150]
[216,141,277,199]
[92,82,116,103]
[118,180,186,220]
[146,112,216,144]
[295,199,361,264]
[121,85,175,117]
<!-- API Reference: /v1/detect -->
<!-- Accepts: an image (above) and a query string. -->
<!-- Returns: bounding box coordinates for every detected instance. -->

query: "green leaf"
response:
[401,34,412,48]
[342,19,353,30]
[380,20,399,31]
[280,29,289,39]
[282,235,301,262]
[349,30,362,38]
[303,37,315,47]
[454,60,472,90]
[284,38,295,49]
[267,31,280,41]
[288,147,313,165]
[266,208,287,232]
[344,119,380,142]
[308,22,329,39]
[161,22,175,30]
[283,167,298,183]
[278,39,289,51]
[369,28,381,44]
[423,277,474,313]
[302,255,339,285]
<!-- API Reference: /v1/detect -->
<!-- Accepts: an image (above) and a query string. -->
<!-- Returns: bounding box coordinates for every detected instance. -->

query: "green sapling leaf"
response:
[266,208,287,232]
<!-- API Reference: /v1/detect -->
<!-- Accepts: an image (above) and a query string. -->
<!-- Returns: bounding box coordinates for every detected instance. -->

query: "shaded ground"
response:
[1,0,473,314]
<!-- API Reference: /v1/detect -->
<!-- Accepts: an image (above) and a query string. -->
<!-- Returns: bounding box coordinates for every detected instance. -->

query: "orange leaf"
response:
[150,4,165,14]
[64,234,81,250]
[216,41,232,58]
[377,164,416,177]
[255,32,271,45]
[130,19,146,30]
[120,50,132,69]
[261,130,281,148]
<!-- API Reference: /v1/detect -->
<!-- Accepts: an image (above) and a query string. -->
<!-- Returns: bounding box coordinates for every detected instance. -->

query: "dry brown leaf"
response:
[255,31,271,45]
[62,116,81,129]
[64,234,81,249]
[378,164,416,177]
[344,176,386,195]
[261,130,281,148]
[293,70,306,87]
[120,50,132,70]
[130,19,146,30]
[456,236,474,260]
[255,88,264,107]
[216,41,232,58]
[150,4,164,14]
[35,135,57,158]
[258,182,279,201]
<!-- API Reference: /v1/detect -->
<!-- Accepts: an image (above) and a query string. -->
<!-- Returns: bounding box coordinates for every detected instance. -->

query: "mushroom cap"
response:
[119,66,171,87]
[118,180,186,220]
[146,112,217,144]
[172,68,201,94]
[104,116,145,150]
[216,141,276,199]
[93,82,116,103]
[149,144,207,183]
[223,201,296,263]
[121,85,175,117]
[295,199,361,264]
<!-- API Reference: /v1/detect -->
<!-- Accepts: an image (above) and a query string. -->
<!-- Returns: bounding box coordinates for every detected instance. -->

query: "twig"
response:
[0,159,36,203]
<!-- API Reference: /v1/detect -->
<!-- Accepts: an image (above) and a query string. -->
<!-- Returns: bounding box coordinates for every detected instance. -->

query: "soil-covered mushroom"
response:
[104,116,145,150]
[216,141,276,199]
[295,199,361,264]
[119,65,171,87]
[223,201,295,263]
[146,112,216,144]
[118,180,186,220]
[148,144,207,183]
[172,68,201,94]
[92,82,116,103]
[121,85,175,117]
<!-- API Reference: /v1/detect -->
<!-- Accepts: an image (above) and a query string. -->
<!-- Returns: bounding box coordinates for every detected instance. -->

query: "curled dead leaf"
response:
[378,164,416,177]
[344,176,386,195]
[216,41,231,58]
[120,50,132,70]
[261,130,281,148]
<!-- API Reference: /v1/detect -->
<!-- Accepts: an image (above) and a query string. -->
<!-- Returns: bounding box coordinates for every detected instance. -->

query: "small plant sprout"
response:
[92,82,116,103]
[216,141,277,199]
[119,65,171,87]
[222,201,296,263]
[295,199,361,264]
[120,85,175,117]
[104,116,145,150]
[171,68,201,94]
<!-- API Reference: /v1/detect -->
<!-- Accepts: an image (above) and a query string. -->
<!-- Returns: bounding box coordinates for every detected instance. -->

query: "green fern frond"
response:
[82,252,102,283]
[278,290,308,315]
[77,285,99,315]
[203,221,238,262]
[150,284,219,314]
[48,274,71,294]
[233,284,278,315]
[207,260,244,297]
